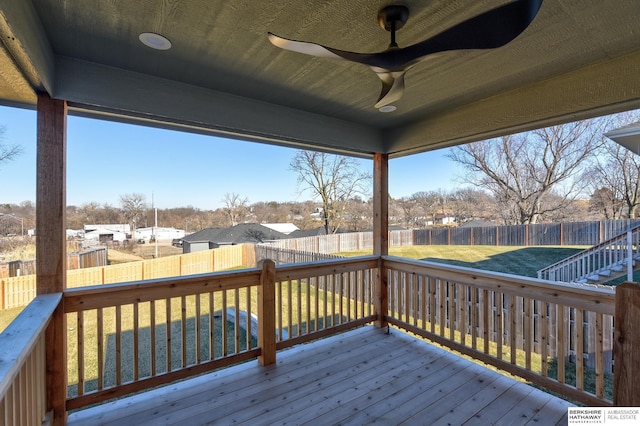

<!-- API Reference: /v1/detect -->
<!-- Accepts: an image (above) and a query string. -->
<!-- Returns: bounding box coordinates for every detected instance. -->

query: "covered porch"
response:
[2,0,640,424]
[67,326,571,425]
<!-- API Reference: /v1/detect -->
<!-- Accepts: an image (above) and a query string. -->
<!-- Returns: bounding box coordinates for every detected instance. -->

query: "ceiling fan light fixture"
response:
[139,32,172,50]
[378,105,397,113]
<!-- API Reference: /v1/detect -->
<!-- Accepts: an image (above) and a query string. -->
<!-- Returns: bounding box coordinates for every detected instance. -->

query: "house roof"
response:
[605,121,640,155]
[183,224,288,244]
[1,1,639,158]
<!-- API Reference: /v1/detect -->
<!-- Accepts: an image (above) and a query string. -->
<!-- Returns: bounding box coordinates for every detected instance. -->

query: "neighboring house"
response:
[181,224,288,253]
[261,223,299,235]
[84,224,131,234]
[460,219,499,228]
[288,227,328,238]
[134,227,185,241]
[84,228,127,243]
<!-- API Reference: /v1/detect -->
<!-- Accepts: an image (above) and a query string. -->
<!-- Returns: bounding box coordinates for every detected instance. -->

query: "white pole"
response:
[627,230,633,282]
[155,207,158,258]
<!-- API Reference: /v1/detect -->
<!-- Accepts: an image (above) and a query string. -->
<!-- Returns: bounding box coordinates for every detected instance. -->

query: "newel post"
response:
[258,259,277,366]
[614,282,640,405]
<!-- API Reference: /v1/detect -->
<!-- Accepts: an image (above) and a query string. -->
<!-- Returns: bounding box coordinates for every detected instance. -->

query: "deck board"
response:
[68,326,572,425]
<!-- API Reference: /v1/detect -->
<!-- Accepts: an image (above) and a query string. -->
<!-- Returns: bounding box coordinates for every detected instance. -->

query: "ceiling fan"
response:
[268,0,543,111]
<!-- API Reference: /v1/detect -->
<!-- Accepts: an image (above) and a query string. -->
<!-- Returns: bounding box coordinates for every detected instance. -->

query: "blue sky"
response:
[0,105,463,210]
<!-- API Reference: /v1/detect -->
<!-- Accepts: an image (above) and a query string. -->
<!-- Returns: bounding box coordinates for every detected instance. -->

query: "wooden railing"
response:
[538,225,640,283]
[0,293,61,425]
[383,256,616,406]
[6,255,640,422]
[62,256,379,411]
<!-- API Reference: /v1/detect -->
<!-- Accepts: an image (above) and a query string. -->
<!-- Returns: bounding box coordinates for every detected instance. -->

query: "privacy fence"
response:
[265,219,640,253]
[0,247,108,279]
[0,245,255,310]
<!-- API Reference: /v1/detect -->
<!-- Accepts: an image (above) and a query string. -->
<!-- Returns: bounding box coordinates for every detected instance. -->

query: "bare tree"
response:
[411,191,446,226]
[119,193,147,235]
[222,192,248,226]
[290,150,371,234]
[396,196,420,228]
[448,119,606,224]
[0,125,22,170]
[589,187,622,219]
[584,111,640,218]
[448,188,493,225]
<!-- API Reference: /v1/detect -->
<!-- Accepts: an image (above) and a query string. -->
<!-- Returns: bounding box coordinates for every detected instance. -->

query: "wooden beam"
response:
[373,153,388,328]
[36,92,67,425]
[614,282,640,406]
[386,50,640,157]
[258,259,276,366]
[36,92,67,294]
[373,153,388,257]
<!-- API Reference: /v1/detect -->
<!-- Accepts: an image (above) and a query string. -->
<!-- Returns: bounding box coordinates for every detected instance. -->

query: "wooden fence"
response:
[256,245,344,265]
[0,245,255,310]
[265,219,640,253]
[0,247,108,279]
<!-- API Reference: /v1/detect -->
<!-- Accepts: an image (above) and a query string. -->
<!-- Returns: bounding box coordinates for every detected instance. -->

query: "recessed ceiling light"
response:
[139,32,172,50]
[378,105,397,113]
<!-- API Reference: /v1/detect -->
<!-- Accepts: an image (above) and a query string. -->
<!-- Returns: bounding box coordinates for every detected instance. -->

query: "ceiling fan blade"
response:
[382,0,544,70]
[268,32,384,66]
[375,72,405,109]
[268,32,347,60]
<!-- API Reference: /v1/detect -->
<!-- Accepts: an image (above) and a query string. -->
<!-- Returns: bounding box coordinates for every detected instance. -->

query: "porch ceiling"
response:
[0,0,639,158]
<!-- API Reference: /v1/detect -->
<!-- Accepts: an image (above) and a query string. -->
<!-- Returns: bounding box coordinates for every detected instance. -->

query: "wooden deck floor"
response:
[67,326,572,425]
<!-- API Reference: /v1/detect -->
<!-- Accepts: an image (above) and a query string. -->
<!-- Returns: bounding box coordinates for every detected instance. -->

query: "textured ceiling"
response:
[1,0,639,157]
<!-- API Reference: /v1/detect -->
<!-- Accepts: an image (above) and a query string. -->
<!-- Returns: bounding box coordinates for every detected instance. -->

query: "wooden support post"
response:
[36,92,67,425]
[258,259,276,366]
[614,282,640,406]
[373,153,388,328]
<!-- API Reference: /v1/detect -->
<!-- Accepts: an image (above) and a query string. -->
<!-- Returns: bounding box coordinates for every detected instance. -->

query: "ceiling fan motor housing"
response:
[378,5,410,31]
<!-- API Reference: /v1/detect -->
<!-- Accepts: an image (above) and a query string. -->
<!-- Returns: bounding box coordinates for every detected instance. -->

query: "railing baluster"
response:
[496,291,502,359]
[115,305,122,385]
[181,295,187,366]
[246,287,252,349]
[509,294,517,365]
[234,288,240,353]
[459,284,466,346]
[165,298,172,371]
[306,277,311,331]
[150,301,156,375]
[338,273,344,326]
[97,307,104,389]
[471,287,477,350]
[575,308,584,390]
[314,276,320,331]
[133,302,139,381]
[222,291,228,356]
[297,279,302,335]
[540,302,548,377]
[557,304,566,384]
[524,297,532,370]
[439,279,446,337]
[430,277,436,334]
[196,294,201,364]
[209,292,214,360]
[595,312,604,399]
[77,311,84,396]
[287,279,293,335]
[276,280,282,341]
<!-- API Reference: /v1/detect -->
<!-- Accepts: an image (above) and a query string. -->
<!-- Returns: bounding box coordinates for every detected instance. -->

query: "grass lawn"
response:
[339,245,588,278]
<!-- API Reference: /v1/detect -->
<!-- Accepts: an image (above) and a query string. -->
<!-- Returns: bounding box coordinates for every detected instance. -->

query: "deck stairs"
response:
[538,225,640,284]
